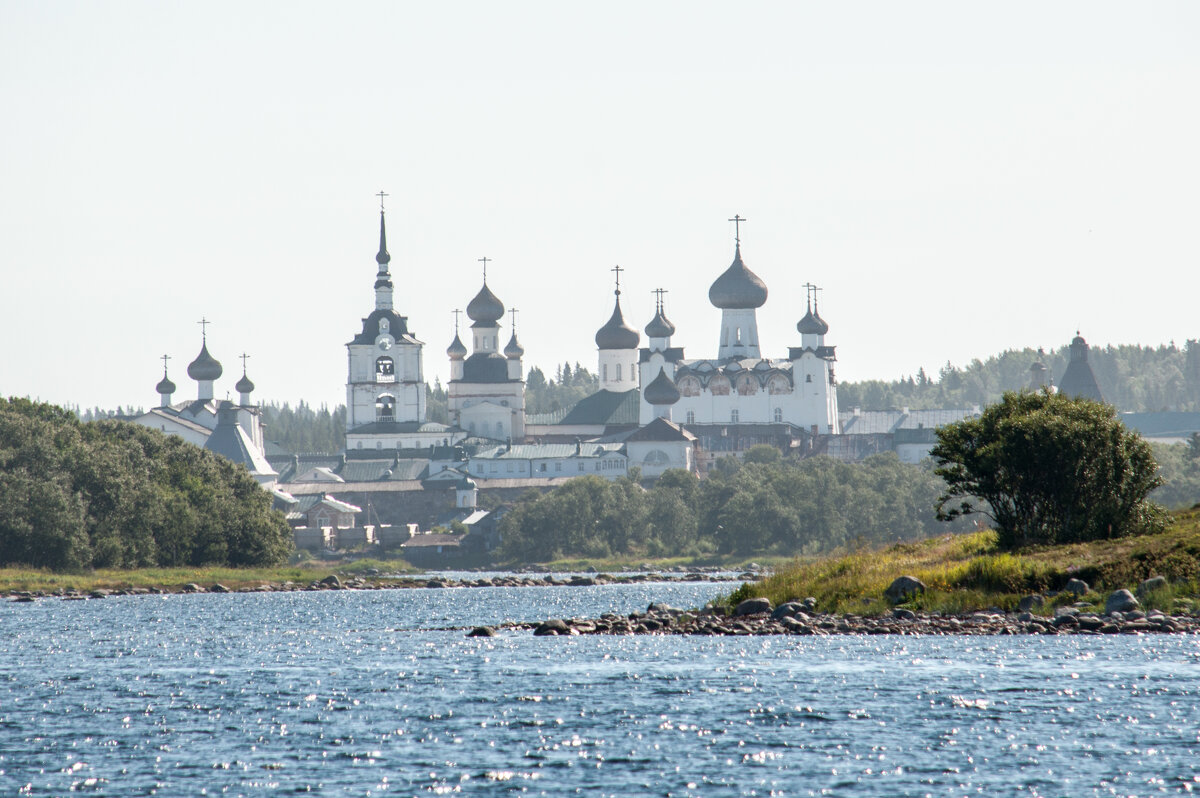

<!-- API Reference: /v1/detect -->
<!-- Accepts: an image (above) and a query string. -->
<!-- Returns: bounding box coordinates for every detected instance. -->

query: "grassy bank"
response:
[727,507,1200,616]
[0,556,421,595]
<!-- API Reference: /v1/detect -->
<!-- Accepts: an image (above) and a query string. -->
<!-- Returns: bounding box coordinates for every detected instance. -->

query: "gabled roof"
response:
[838,408,978,435]
[625,417,696,443]
[204,411,277,477]
[311,496,362,514]
[473,442,626,460]
[138,408,213,437]
[558,389,640,426]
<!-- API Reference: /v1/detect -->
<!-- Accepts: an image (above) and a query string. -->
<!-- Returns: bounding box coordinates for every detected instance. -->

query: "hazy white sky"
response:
[3,2,1198,412]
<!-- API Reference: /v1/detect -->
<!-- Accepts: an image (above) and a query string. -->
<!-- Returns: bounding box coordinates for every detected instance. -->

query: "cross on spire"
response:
[728,214,746,245]
[478,256,491,281]
[197,317,211,340]
[611,264,624,296]
[239,352,251,375]
[509,307,519,331]
[160,353,171,373]
[452,308,463,333]
[652,287,668,312]
[376,190,389,212]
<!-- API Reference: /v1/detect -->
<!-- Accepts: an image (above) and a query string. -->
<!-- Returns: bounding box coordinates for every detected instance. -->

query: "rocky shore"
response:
[1,570,740,602]
[483,596,1200,637]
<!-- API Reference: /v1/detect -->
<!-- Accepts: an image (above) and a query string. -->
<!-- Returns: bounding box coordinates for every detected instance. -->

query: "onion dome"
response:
[643,368,680,405]
[708,244,768,309]
[235,373,255,394]
[466,282,504,325]
[595,296,640,350]
[458,475,477,490]
[375,212,391,266]
[797,304,829,336]
[504,332,524,359]
[156,372,176,395]
[447,332,467,360]
[187,341,223,381]
[645,307,676,338]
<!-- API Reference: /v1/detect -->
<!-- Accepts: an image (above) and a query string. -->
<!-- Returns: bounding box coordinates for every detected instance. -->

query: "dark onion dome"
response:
[645,307,676,338]
[235,373,255,394]
[595,296,640,350]
[796,306,829,335]
[504,332,524,359]
[156,372,176,395]
[466,282,505,325]
[376,212,391,266]
[187,341,223,381]
[708,244,768,309]
[643,367,681,405]
[447,332,467,360]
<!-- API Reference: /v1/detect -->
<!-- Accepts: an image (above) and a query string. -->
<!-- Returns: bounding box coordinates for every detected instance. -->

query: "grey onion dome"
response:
[447,332,467,360]
[797,306,829,335]
[643,368,681,405]
[235,373,255,394]
[375,212,391,266]
[708,244,768,309]
[595,296,640,350]
[156,372,176,395]
[504,332,524,359]
[187,341,223,381]
[645,308,676,338]
[466,282,505,325]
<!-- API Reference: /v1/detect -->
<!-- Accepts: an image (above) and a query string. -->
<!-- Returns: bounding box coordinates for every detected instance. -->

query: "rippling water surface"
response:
[2,584,1199,796]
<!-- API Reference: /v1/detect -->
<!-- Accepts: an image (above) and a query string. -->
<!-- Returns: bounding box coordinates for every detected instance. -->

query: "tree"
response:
[931,390,1165,549]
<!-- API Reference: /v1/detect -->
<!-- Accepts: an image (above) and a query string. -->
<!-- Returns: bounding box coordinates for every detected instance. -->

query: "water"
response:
[2,584,1199,796]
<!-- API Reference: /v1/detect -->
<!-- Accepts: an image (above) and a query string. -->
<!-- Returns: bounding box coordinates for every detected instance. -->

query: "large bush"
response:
[931,390,1165,549]
[0,398,292,570]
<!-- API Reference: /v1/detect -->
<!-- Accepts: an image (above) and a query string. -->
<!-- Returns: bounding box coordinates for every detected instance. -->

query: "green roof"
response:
[557,389,640,426]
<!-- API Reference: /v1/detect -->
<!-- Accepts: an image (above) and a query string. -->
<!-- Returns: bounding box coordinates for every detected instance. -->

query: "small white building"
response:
[468,442,628,480]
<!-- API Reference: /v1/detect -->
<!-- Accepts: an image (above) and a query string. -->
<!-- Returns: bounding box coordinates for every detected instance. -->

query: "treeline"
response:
[499,448,976,561]
[839,341,1200,412]
[0,398,292,571]
[526,363,599,415]
[261,402,345,454]
[1151,436,1200,510]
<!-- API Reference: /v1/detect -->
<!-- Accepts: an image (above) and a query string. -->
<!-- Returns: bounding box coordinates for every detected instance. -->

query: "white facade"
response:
[447,279,525,442]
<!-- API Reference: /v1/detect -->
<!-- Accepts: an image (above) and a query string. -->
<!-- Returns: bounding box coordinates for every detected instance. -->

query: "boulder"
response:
[892,608,917,621]
[1105,589,1140,615]
[646,602,678,614]
[1137,576,1168,597]
[467,626,496,637]
[884,576,926,605]
[319,575,342,588]
[733,597,773,617]
[1018,594,1045,612]
[802,597,818,612]
[771,602,805,620]
[210,583,230,593]
[1064,578,1089,596]
[534,619,571,636]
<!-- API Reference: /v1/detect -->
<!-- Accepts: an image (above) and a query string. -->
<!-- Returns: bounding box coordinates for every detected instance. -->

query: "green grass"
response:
[725,508,1200,616]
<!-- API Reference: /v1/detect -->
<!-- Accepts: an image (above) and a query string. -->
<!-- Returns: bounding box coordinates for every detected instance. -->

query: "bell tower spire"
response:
[374,191,393,311]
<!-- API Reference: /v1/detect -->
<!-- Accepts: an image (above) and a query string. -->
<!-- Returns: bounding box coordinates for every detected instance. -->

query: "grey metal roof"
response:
[558,389,640,426]
[838,408,979,435]
[625,417,695,442]
[473,443,625,460]
[1057,334,1104,402]
[459,352,512,383]
[643,368,680,405]
[203,407,277,477]
[466,282,504,325]
[346,309,418,346]
[187,341,222,381]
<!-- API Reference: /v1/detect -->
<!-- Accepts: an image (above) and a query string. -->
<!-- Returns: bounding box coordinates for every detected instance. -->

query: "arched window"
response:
[376,356,395,383]
[602,364,608,381]
[616,363,622,381]
[773,407,783,423]
[496,421,504,436]
[376,394,395,421]
[686,410,695,424]
[805,374,813,383]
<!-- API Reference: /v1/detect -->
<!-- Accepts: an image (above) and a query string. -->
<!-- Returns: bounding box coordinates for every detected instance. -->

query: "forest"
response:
[498,447,979,561]
[0,398,293,571]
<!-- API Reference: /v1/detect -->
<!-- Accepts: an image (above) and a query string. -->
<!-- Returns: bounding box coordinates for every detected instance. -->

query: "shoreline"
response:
[2,570,741,601]
[504,603,1200,637]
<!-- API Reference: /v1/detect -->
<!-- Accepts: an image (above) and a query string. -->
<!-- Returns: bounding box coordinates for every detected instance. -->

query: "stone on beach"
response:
[884,576,926,604]
[1064,578,1089,596]
[733,597,773,617]
[1105,589,1140,615]
[1137,576,1167,597]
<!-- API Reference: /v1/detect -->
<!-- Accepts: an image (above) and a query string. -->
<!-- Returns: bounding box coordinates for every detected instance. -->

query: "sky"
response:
[3,2,1199,413]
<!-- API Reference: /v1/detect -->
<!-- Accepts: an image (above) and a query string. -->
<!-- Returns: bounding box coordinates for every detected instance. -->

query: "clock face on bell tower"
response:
[378,337,393,350]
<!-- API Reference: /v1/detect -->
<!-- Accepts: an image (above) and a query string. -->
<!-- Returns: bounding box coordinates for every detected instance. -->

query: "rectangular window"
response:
[578,463,584,472]
[539,463,547,472]
[731,409,739,422]
[555,462,562,472]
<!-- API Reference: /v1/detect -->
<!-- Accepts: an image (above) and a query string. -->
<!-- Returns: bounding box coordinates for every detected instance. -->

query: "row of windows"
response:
[470,459,626,475]
[601,363,630,382]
